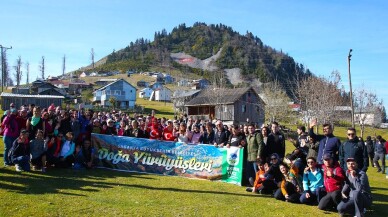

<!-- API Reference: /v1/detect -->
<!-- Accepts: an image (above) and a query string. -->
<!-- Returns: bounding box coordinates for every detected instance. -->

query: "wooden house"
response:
[1,93,64,111]
[184,87,265,124]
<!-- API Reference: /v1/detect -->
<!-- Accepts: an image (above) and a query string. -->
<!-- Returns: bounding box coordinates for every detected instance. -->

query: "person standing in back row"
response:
[373,135,386,174]
[309,119,341,164]
[339,127,368,172]
[364,136,374,167]
[269,122,285,159]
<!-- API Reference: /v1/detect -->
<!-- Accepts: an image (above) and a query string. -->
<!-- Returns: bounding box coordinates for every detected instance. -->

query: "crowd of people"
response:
[1,102,387,216]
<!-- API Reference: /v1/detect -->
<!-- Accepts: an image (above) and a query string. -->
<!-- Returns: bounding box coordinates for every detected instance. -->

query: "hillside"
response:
[82,22,312,95]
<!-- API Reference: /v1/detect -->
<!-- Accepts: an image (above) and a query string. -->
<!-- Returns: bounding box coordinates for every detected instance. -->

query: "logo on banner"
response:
[227,148,239,166]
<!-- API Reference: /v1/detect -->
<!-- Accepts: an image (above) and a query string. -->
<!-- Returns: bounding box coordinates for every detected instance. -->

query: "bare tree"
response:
[91,48,95,69]
[13,56,23,87]
[25,61,30,84]
[39,56,45,79]
[260,79,292,123]
[354,86,383,138]
[293,71,344,128]
[1,49,11,87]
[62,55,66,76]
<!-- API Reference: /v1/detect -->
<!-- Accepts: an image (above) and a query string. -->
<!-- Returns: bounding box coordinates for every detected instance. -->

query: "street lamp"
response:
[348,49,355,128]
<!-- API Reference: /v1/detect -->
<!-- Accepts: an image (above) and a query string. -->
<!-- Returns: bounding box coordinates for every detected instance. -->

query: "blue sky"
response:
[1,0,388,108]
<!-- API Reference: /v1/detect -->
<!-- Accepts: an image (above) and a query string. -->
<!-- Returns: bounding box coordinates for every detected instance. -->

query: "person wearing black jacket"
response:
[257,153,283,194]
[11,130,30,172]
[269,122,286,159]
[339,128,368,172]
[213,120,229,147]
[365,136,374,167]
[199,122,215,144]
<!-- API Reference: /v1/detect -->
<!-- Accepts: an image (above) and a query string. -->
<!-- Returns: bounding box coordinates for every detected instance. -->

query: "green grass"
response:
[1,126,387,216]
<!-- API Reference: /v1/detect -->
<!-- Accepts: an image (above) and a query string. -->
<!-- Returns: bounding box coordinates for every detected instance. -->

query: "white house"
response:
[150,86,171,102]
[79,72,89,78]
[139,87,153,99]
[93,79,136,108]
[177,79,188,87]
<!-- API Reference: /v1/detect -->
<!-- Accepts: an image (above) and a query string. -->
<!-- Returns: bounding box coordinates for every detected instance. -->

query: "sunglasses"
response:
[307,161,315,164]
[270,158,277,160]
[347,133,355,136]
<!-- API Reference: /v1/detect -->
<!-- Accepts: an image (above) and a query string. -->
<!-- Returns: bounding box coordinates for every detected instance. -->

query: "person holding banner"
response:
[128,120,146,138]
[199,122,215,144]
[163,120,176,142]
[246,123,262,185]
[214,120,229,148]
[177,122,192,144]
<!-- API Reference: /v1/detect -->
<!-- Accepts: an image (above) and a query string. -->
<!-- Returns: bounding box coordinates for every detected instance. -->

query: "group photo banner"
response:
[91,134,244,185]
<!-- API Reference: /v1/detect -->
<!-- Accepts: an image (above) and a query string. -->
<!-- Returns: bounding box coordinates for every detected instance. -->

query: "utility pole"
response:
[348,49,355,128]
[0,45,12,92]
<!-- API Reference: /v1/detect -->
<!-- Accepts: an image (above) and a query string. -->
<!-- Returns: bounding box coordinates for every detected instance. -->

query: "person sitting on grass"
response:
[56,132,75,168]
[300,157,325,205]
[46,133,63,167]
[256,153,282,194]
[246,159,267,193]
[29,129,48,172]
[274,162,302,203]
[318,153,345,211]
[10,130,30,172]
[73,139,95,169]
[337,158,372,217]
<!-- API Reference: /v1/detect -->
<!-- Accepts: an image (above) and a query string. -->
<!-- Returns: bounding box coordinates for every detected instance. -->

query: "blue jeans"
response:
[300,187,325,204]
[3,136,16,165]
[246,161,258,182]
[337,190,372,217]
[12,155,31,171]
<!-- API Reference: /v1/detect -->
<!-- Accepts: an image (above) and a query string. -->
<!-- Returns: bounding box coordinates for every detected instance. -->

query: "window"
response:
[223,106,228,113]
[242,105,246,113]
[114,90,121,95]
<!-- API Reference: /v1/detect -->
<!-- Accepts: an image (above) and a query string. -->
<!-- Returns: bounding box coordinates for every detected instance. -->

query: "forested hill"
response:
[97,22,312,91]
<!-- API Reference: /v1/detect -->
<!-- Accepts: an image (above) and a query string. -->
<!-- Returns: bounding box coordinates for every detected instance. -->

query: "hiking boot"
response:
[15,164,23,172]
[377,169,382,173]
[248,177,254,186]
[42,167,47,173]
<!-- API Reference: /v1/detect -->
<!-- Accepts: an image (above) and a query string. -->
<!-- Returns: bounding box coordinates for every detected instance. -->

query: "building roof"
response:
[96,79,118,82]
[172,90,201,98]
[94,79,135,92]
[185,87,259,106]
[1,92,65,99]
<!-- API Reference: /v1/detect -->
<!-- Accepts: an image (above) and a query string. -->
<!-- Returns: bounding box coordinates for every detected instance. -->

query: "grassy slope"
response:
[0,102,387,216]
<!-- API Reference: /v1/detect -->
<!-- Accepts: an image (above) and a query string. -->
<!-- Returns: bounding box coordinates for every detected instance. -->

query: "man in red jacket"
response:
[318,153,345,211]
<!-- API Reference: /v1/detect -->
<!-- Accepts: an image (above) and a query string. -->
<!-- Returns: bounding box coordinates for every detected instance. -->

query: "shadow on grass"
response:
[120,183,267,198]
[368,188,388,216]
[0,167,154,196]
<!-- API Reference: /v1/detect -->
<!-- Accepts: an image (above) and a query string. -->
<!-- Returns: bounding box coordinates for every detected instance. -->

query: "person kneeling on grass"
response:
[300,157,325,205]
[73,139,95,169]
[10,130,30,172]
[56,132,75,168]
[274,162,302,203]
[246,159,267,193]
[318,153,345,211]
[337,158,372,217]
[29,129,48,172]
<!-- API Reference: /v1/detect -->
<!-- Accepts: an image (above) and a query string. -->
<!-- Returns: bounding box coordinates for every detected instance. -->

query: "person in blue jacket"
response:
[309,119,341,164]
